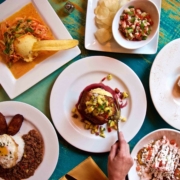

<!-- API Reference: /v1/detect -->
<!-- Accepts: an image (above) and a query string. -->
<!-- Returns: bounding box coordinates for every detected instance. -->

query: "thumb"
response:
[109,142,119,160]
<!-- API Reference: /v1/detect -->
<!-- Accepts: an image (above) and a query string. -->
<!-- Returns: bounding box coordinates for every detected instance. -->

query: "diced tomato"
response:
[170,139,176,145]
[145,14,151,19]
[95,132,99,136]
[138,15,143,20]
[132,38,136,41]
[159,161,163,167]
[107,127,111,132]
[121,21,126,28]
[123,14,128,20]
[104,114,109,119]
[147,146,152,151]
[149,21,154,26]
[136,166,141,171]
[147,150,152,160]
[135,33,141,39]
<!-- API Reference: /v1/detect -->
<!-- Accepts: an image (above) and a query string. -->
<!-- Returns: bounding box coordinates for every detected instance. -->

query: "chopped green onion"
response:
[140,22,145,29]
[127,11,134,16]
[127,28,133,33]
[142,36,147,40]
[25,27,34,33]
[130,17,135,23]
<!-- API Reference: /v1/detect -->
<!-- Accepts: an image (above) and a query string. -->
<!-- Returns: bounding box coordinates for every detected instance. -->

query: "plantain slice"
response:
[137,148,146,165]
[32,39,79,51]
[0,112,8,135]
[7,114,24,136]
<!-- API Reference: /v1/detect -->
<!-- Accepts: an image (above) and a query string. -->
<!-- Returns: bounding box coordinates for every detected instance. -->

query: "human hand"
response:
[108,131,133,180]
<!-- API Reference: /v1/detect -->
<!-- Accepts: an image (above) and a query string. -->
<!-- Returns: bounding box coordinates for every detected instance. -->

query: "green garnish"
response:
[127,28,133,33]
[130,17,135,23]
[140,22,145,29]
[25,27,34,33]
[128,6,134,8]
[99,103,106,110]
[3,48,10,55]
[127,11,134,16]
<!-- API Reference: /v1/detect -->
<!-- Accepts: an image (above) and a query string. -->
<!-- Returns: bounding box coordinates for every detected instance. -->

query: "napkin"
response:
[60,156,108,180]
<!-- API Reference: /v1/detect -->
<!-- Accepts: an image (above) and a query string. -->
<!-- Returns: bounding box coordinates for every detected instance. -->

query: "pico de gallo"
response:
[119,6,153,41]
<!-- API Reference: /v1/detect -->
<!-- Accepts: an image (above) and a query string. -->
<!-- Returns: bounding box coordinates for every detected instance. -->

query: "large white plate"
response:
[0,101,59,180]
[50,56,147,152]
[0,0,81,99]
[85,0,161,54]
[128,128,180,180]
[150,39,180,130]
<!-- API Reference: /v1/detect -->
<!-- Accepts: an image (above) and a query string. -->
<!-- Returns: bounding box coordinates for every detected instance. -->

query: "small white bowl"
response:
[128,128,180,180]
[112,0,159,49]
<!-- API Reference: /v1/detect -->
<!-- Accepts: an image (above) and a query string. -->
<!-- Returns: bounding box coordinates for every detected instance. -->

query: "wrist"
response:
[109,178,125,180]
[108,176,126,180]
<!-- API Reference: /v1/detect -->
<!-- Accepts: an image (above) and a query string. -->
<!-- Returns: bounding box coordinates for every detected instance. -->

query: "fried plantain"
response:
[7,114,24,135]
[137,148,146,165]
[0,112,8,135]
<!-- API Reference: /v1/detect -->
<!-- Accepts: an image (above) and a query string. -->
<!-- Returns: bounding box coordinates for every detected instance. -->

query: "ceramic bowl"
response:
[128,128,180,180]
[112,0,159,49]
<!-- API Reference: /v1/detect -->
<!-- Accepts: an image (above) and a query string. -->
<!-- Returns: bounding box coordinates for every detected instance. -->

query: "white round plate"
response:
[150,38,180,129]
[128,128,180,180]
[50,56,147,152]
[0,101,59,180]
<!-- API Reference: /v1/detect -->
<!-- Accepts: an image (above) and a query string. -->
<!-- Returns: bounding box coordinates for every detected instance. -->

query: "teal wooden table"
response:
[0,0,180,179]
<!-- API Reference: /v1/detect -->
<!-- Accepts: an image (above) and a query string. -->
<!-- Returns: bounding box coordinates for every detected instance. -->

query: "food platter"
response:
[85,0,161,54]
[128,128,180,180]
[50,56,147,153]
[0,0,80,99]
[0,101,59,180]
[150,39,180,130]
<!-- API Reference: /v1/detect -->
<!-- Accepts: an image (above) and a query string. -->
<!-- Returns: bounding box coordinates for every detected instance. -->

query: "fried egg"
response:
[0,134,25,169]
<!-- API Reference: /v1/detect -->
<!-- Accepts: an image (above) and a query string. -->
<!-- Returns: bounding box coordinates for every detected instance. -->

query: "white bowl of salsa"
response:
[112,0,159,50]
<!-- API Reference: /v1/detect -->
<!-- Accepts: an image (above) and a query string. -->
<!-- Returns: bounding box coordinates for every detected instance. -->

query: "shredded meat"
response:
[78,91,118,125]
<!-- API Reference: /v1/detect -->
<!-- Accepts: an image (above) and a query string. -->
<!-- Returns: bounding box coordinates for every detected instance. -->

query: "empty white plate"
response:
[150,38,180,130]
